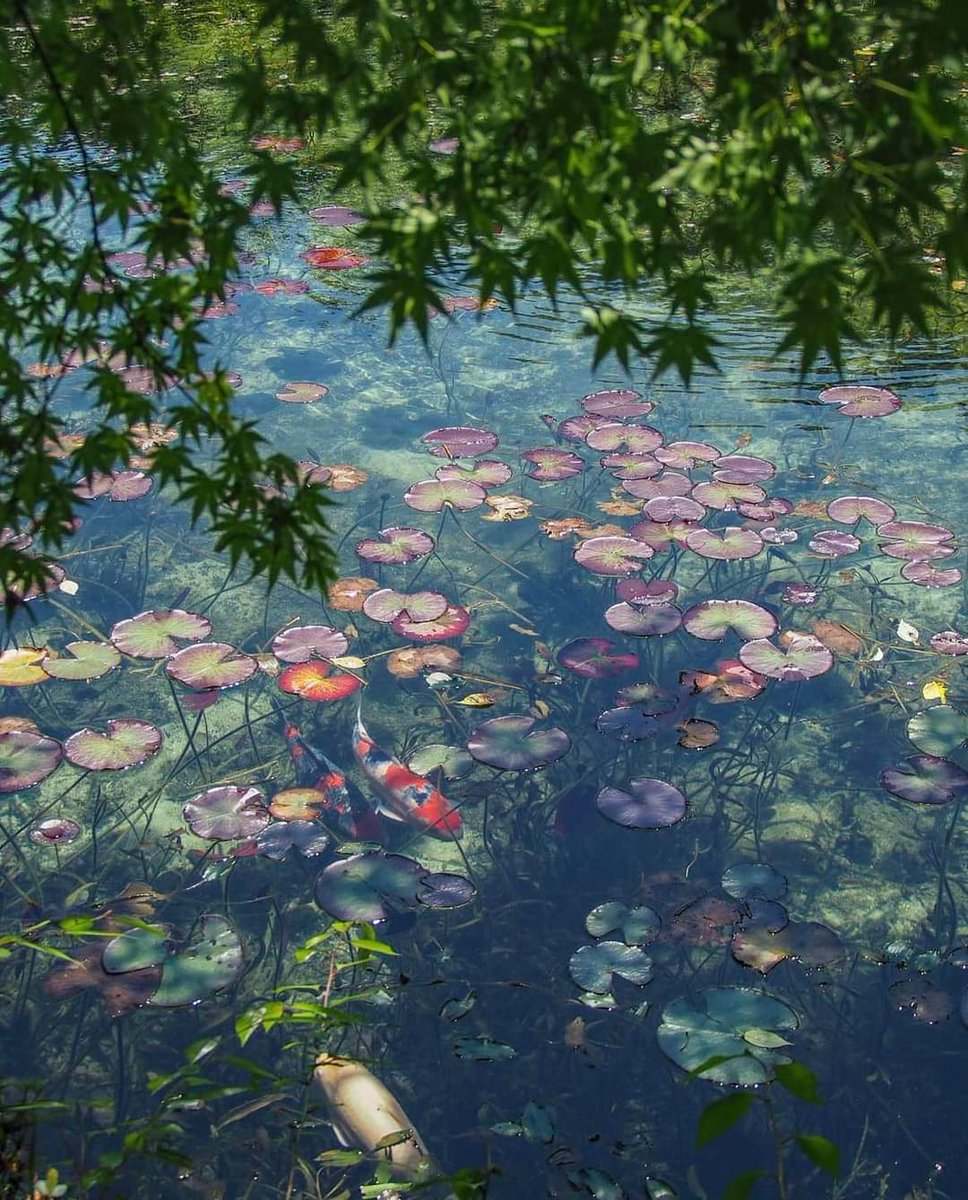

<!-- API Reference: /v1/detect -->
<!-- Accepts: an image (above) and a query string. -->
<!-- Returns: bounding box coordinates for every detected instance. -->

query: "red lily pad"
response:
[880,755,968,805]
[585,422,663,454]
[30,817,82,845]
[581,388,652,418]
[596,778,687,829]
[390,602,471,642]
[738,635,833,681]
[183,784,270,839]
[573,536,653,575]
[685,526,764,560]
[41,641,121,681]
[363,589,448,624]
[301,247,369,269]
[0,730,63,792]
[682,600,778,642]
[275,381,329,404]
[522,447,586,481]
[467,714,571,771]
[818,384,902,417]
[558,638,639,678]
[272,624,350,663]
[64,719,163,771]
[680,658,768,703]
[826,495,897,525]
[403,478,487,512]
[356,527,435,564]
[110,609,212,659]
[605,602,682,637]
[421,426,498,458]
[166,643,258,690]
[278,661,362,701]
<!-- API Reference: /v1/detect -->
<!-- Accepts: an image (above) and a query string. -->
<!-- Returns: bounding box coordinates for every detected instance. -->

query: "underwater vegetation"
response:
[1,163,967,1200]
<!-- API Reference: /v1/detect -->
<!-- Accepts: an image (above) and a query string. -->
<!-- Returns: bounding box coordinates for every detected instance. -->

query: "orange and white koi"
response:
[352,702,463,840]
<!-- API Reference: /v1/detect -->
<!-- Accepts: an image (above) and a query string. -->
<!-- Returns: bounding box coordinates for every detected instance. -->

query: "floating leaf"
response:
[149,915,244,1007]
[274,380,328,404]
[722,863,788,902]
[269,788,325,821]
[272,624,350,663]
[421,426,498,458]
[356,527,435,565]
[363,589,447,625]
[300,246,368,269]
[677,718,719,749]
[467,715,571,771]
[558,637,639,678]
[596,778,687,829]
[685,527,763,560]
[604,602,682,637]
[327,576,380,611]
[906,706,966,756]
[308,205,365,226]
[255,820,331,860]
[183,785,270,839]
[595,707,661,741]
[585,902,660,944]
[166,643,258,690]
[110,609,212,659]
[581,388,651,418]
[314,852,424,921]
[818,384,902,417]
[452,1036,516,1061]
[29,818,81,845]
[102,925,171,973]
[391,603,471,642]
[738,635,833,681]
[278,661,362,701]
[43,946,161,1016]
[406,744,476,780]
[826,495,896,525]
[64,720,163,771]
[569,941,653,993]
[574,536,654,575]
[0,648,49,687]
[522,447,586,481]
[0,730,63,791]
[41,641,120,681]
[880,755,968,805]
[682,600,777,642]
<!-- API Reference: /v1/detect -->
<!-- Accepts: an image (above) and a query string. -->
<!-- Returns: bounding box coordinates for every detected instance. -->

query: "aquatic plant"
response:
[64,720,163,771]
[466,715,571,771]
[183,784,271,840]
[595,778,687,828]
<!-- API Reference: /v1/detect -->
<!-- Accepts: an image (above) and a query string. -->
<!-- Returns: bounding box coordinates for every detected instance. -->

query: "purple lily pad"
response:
[740,500,794,522]
[682,600,778,642]
[390,603,471,642]
[604,602,682,636]
[880,541,956,563]
[643,496,706,523]
[732,920,844,975]
[255,820,331,860]
[622,471,693,500]
[807,530,862,558]
[558,637,639,678]
[166,642,258,690]
[761,526,798,544]
[0,730,63,792]
[314,852,424,921]
[110,609,212,659]
[467,714,571,771]
[818,384,902,417]
[711,455,776,484]
[29,817,81,845]
[557,414,609,442]
[601,452,663,480]
[363,589,448,624]
[64,719,163,771]
[435,459,513,486]
[901,561,962,587]
[596,778,687,829]
[654,441,720,469]
[930,630,968,656]
[686,527,764,560]
[184,785,270,839]
[275,381,328,404]
[573,536,653,575]
[876,520,954,546]
[417,872,477,909]
[739,634,834,681]
[595,708,660,740]
[691,481,767,510]
[880,755,968,805]
[356,527,435,565]
[585,423,663,454]
[522,447,586,481]
[616,579,679,606]
[782,583,820,606]
[827,496,897,525]
[581,389,652,419]
[271,624,350,662]
[630,519,700,550]
[421,426,498,458]
[308,205,365,225]
[404,478,487,512]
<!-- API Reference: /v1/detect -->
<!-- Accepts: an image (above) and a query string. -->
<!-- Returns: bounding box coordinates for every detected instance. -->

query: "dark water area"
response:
[2,24,968,1200]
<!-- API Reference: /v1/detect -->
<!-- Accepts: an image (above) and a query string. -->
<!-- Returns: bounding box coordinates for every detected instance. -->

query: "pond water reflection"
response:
[2,100,967,1200]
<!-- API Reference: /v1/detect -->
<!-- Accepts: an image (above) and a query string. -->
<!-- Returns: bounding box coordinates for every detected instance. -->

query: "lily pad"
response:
[0,648,49,687]
[596,778,687,829]
[569,941,654,993]
[585,422,663,454]
[585,902,660,944]
[271,624,349,663]
[404,477,488,512]
[275,380,328,404]
[574,536,654,576]
[731,920,844,975]
[906,707,967,757]
[41,641,121,681]
[643,496,706,522]
[278,661,363,701]
[0,730,63,791]
[421,426,498,458]
[738,635,833,681]
[183,784,270,839]
[110,609,212,659]
[605,602,682,637]
[595,707,661,741]
[826,495,897,525]
[581,388,651,418]
[391,603,471,642]
[356,527,435,565]
[314,852,424,921]
[452,1036,517,1061]
[558,638,639,678]
[467,715,571,771]
[29,818,81,845]
[64,720,163,771]
[818,384,902,417]
[880,755,968,805]
[407,744,476,780]
[656,986,799,1085]
[148,915,244,1007]
[255,820,331,860]
[711,454,776,483]
[522,447,586,481]
[417,872,477,909]
[808,530,861,558]
[722,862,788,902]
[685,527,763,560]
[363,589,448,624]
[435,459,513,486]
[102,925,171,973]
[166,642,258,690]
[682,600,777,642]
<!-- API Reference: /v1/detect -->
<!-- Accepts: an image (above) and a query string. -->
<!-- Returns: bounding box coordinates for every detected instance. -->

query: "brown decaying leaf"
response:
[811,618,864,656]
[386,645,462,678]
[677,718,720,749]
[43,946,162,1016]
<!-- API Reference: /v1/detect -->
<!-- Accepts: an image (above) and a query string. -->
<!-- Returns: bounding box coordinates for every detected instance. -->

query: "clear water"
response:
[2,81,968,1200]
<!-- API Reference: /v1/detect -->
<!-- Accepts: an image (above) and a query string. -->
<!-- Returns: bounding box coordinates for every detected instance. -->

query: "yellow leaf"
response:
[0,647,50,687]
[330,655,367,669]
[456,693,494,708]
[922,679,948,703]
[530,699,551,718]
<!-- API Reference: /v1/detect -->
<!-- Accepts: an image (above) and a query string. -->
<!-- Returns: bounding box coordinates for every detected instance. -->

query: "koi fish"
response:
[275,701,384,843]
[352,702,462,840]
[313,1053,436,1181]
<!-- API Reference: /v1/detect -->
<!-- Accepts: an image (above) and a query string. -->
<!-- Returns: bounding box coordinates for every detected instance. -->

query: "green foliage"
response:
[695,1092,753,1149]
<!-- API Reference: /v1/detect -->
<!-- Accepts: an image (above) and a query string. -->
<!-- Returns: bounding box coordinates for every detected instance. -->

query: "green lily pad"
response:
[314,852,424,922]
[569,941,654,994]
[657,986,799,1085]
[102,925,171,973]
[585,902,660,945]
[452,1035,517,1061]
[41,641,121,681]
[407,743,476,780]
[906,706,967,757]
[148,915,244,1008]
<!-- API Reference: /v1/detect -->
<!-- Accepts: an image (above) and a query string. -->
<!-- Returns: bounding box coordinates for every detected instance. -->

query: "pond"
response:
[2,90,967,1200]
